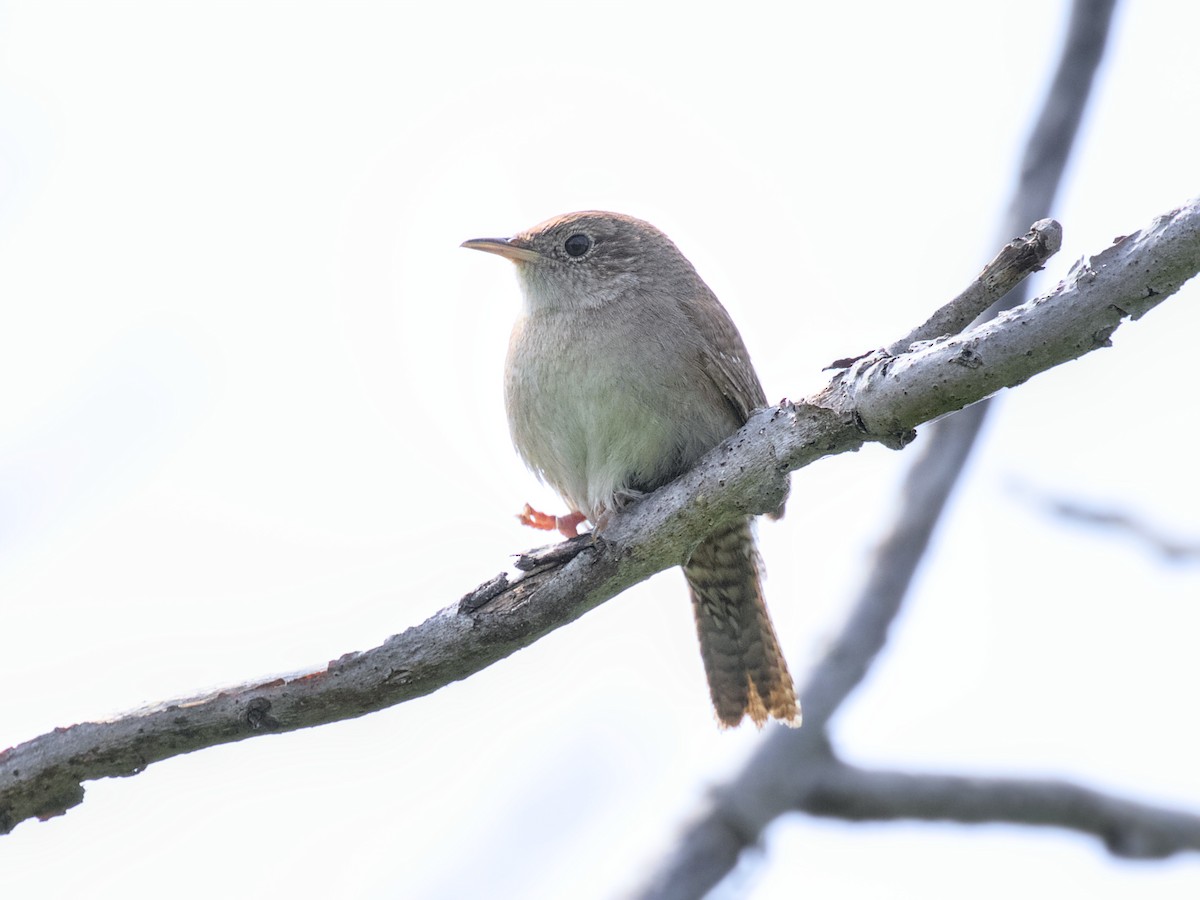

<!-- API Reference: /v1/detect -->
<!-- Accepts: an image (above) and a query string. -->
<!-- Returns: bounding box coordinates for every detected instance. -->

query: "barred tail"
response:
[684,518,801,728]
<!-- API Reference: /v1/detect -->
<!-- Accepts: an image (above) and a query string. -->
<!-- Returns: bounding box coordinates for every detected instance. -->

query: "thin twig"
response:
[1010,480,1200,563]
[885,218,1062,356]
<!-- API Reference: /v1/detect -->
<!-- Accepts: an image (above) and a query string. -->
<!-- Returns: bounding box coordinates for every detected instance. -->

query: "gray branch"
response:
[884,218,1062,356]
[803,761,1200,861]
[1012,481,1200,563]
[2,197,1198,835]
[638,750,1200,900]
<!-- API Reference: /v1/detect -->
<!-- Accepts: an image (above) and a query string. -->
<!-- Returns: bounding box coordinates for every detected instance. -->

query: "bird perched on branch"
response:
[463,211,800,728]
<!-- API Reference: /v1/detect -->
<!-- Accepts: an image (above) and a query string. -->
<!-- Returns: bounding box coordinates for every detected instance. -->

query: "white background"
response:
[1,2,1198,898]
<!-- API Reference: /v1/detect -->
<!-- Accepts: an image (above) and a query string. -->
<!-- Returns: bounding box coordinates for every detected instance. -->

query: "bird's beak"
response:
[460,236,541,263]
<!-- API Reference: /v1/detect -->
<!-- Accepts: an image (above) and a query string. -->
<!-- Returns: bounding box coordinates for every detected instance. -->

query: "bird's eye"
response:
[563,233,592,257]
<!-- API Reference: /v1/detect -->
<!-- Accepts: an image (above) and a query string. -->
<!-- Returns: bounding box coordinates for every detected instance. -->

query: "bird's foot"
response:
[517,504,587,538]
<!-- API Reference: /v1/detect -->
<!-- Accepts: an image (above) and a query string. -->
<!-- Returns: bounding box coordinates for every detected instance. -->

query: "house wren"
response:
[462,211,800,728]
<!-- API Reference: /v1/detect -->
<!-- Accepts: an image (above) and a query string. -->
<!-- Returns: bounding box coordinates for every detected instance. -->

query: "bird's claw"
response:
[517,503,586,538]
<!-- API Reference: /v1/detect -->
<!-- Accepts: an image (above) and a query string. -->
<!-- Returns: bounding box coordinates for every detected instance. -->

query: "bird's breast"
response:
[504,305,736,521]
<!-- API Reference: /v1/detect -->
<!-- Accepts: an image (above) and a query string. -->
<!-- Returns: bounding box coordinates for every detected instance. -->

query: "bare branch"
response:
[1011,481,1200,563]
[2,196,1197,834]
[1003,0,1120,251]
[636,753,1200,900]
[805,761,1200,860]
[820,204,1199,443]
[885,218,1063,356]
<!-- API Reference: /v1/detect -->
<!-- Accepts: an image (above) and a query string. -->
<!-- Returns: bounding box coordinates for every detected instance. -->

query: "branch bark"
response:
[2,196,1197,835]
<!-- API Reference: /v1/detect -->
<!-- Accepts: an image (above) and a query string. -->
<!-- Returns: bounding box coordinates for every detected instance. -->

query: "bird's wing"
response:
[683,284,767,425]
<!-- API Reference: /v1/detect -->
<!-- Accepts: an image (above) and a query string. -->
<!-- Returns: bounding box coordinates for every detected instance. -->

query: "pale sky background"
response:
[1,2,1198,898]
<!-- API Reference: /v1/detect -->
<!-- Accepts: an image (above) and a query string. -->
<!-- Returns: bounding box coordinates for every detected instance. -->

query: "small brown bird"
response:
[463,211,800,728]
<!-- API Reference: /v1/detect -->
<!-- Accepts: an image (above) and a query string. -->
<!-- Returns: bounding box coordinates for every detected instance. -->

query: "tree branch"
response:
[3,197,1198,835]
[1011,481,1200,563]
[804,760,1200,860]
[636,749,1200,900]
[883,218,1062,356]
